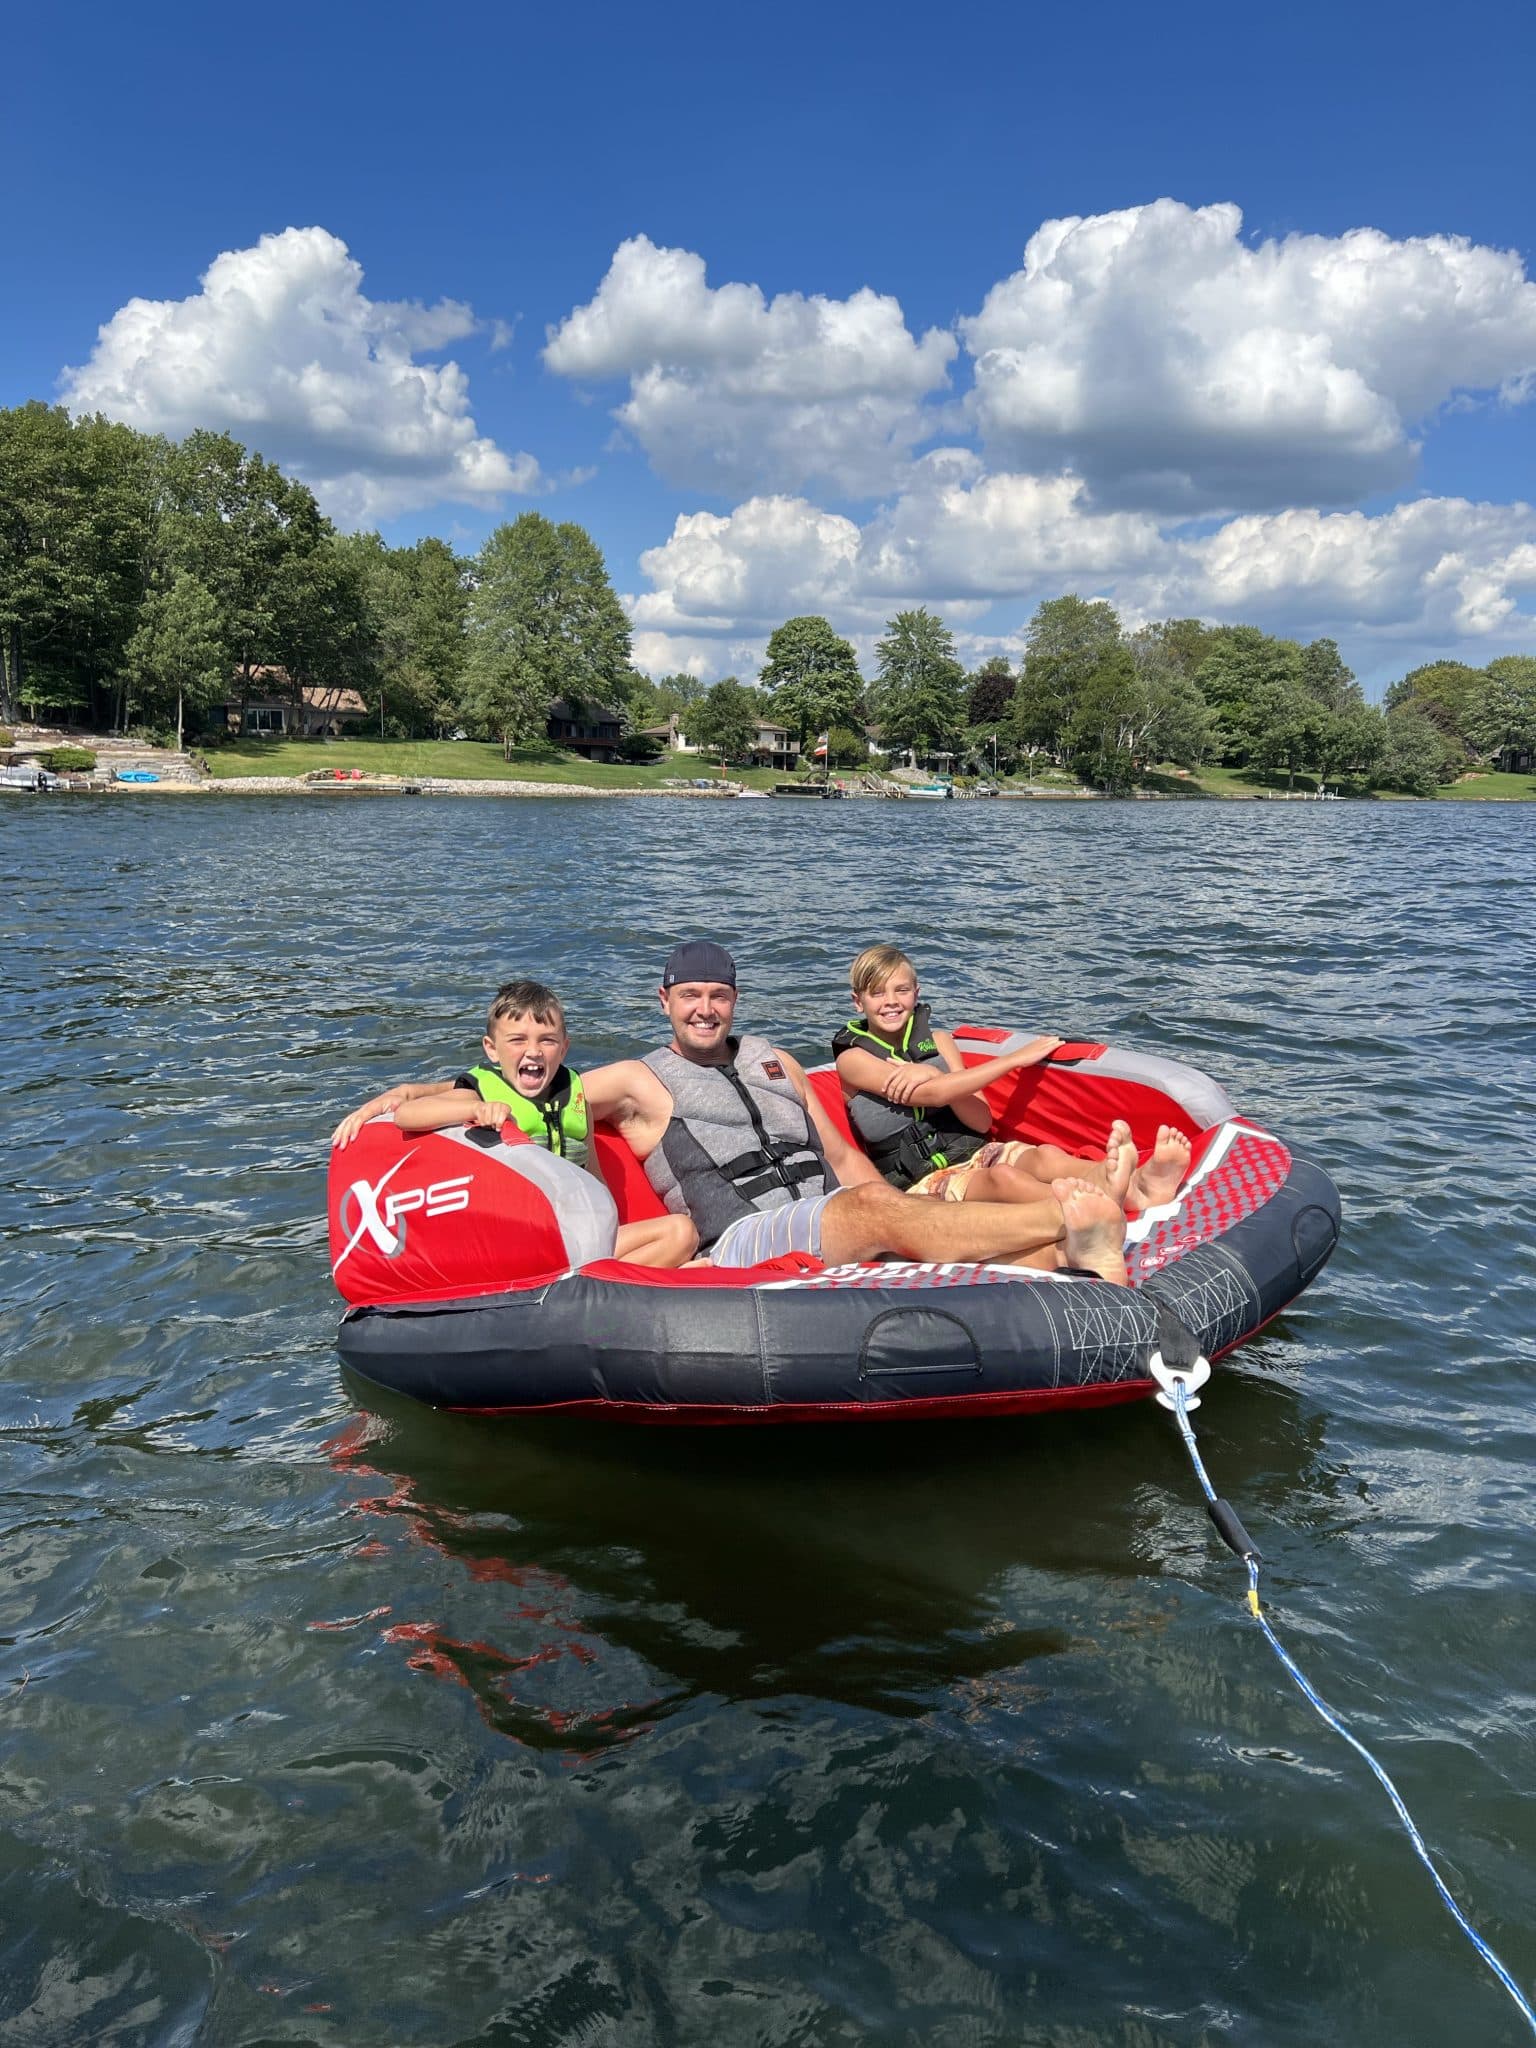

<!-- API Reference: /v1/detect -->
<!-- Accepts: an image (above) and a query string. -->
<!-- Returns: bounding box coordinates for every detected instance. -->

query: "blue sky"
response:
[9,0,1536,693]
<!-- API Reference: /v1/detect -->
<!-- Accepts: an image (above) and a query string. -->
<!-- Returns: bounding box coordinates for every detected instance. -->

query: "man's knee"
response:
[822,1181,907,1260]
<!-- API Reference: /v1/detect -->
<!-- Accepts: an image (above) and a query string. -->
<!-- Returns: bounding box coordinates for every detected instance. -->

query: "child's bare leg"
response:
[1128,1124,1193,1209]
[958,1163,1059,1206]
[981,1120,1136,1207]
[614,1214,698,1268]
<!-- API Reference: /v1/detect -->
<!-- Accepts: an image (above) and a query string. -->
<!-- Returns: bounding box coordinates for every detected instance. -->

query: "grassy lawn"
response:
[200,736,1536,800]
[1439,770,1536,801]
[203,735,795,790]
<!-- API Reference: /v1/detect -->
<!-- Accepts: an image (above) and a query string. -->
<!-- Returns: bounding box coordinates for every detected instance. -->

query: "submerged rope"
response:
[1161,1369,1536,2038]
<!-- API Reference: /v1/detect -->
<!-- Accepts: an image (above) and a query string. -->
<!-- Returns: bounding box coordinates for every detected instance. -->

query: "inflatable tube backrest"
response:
[328,1118,617,1306]
[807,1069,858,1149]
[590,1121,669,1224]
[946,1032,1227,1158]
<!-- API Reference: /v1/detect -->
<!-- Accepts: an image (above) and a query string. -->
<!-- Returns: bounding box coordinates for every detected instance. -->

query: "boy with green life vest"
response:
[333,979,698,1268]
[832,945,1191,1210]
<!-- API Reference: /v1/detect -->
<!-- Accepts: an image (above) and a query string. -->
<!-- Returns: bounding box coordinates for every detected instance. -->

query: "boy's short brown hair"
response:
[486,979,567,1035]
[848,944,916,997]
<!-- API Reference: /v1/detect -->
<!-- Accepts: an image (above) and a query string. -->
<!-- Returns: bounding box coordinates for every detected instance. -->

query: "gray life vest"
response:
[830,1002,988,1187]
[641,1035,836,1250]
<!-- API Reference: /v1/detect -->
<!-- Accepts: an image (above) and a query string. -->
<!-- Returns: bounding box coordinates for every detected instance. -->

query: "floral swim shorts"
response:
[908,1140,1037,1201]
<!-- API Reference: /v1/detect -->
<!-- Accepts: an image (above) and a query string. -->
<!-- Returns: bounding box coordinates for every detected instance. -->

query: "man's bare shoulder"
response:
[769,1045,813,1092]
[583,1056,671,1126]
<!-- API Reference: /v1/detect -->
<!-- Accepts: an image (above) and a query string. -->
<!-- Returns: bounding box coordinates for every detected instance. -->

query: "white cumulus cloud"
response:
[630,458,1161,648]
[1139,497,1536,642]
[962,199,1536,515]
[627,478,1536,680]
[63,227,543,523]
[544,234,956,498]
[633,496,866,632]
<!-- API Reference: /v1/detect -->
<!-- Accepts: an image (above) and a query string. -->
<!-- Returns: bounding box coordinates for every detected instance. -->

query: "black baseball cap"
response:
[661,940,737,988]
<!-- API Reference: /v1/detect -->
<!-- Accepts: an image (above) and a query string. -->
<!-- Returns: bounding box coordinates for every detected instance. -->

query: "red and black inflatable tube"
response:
[334,1148,1339,1422]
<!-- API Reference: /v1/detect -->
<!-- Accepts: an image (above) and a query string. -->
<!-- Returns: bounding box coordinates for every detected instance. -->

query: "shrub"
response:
[825,725,870,769]
[0,729,13,749]
[42,745,97,772]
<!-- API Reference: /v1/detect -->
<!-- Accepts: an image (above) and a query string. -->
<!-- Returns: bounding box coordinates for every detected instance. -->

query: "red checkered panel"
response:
[1128,1125,1291,1282]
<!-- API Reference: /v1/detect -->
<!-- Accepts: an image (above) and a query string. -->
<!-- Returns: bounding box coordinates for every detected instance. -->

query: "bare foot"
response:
[1129,1124,1192,1209]
[1052,1176,1129,1285]
[1104,1119,1137,1208]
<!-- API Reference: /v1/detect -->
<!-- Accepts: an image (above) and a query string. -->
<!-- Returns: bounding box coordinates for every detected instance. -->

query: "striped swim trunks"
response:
[709,1194,835,1268]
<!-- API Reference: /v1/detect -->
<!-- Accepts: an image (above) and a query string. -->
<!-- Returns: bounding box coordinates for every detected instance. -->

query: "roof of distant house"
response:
[220,666,366,715]
[301,684,367,714]
[547,697,622,723]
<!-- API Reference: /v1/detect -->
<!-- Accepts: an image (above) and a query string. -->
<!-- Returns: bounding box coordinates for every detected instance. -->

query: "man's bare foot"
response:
[1129,1124,1192,1209]
[1052,1176,1129,1285]
[1104,1119,1137,1208]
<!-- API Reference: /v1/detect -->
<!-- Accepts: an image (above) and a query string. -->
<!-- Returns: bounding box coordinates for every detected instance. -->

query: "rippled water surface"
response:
[1,792,1533,2046]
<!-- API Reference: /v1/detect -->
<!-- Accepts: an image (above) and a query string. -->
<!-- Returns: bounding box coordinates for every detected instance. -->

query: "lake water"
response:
[1,792,1533,2046]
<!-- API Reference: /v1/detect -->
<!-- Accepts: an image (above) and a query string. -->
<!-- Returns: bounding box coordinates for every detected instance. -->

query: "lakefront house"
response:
[222,668,370,736]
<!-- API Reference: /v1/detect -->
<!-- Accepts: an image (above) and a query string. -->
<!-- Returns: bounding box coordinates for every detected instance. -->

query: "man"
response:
[597,941,1127,1282]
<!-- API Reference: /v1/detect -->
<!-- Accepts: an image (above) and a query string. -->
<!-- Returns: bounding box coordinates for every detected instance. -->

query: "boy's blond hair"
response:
[849,945,916,997]
[486,979,567,1035]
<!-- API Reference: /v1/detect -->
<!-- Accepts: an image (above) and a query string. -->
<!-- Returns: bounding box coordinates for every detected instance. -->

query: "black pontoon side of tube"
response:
[336,1149,1340,1417]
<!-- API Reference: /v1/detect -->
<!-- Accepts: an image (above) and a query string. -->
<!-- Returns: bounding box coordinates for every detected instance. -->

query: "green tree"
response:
[464,514,631,756]
[123,570,224,749]
[1381,659,1483,775]
[1066,647,1142,792]
[872,607,966,757]
[1138,616,1217,680]
[1379,706,1449,796]
[0,404,161,725]
[1299,636,1364,713]
[1025,594,1122,666]
[1008,653,1074,765]
[163,430,331,727]
[824,723,869,768]
[682,676,760,765]
[759,615,865,753]
[1194,626,1304,760]
[334,531,468,736]
[1006,595,1125,766]
[650,671,707,717]
[966,656,1015,726]
[1472,655,1536,764]
[1316,703,1388,787]
[1126,626,1214,769]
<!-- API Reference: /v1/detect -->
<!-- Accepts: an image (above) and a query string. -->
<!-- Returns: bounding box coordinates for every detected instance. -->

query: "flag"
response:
[812,731,829,759]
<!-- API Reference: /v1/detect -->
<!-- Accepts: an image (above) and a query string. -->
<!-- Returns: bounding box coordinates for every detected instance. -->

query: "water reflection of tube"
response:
[320,1413,680,1758]
[319,1364,1334,1743]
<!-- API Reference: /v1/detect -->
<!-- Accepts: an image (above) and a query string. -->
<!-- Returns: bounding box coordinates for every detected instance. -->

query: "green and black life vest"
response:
[830,1002,987,1188]
[463,1063,589,1167]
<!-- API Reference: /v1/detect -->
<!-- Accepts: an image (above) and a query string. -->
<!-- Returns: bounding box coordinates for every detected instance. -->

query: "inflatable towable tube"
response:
[328,1030,1341,1424]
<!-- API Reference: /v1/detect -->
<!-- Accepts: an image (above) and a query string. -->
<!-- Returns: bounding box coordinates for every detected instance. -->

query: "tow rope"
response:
[1148,1346,1536,2036]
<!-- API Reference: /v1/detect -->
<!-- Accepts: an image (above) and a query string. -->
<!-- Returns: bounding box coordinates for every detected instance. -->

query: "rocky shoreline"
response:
[138,775,748,797]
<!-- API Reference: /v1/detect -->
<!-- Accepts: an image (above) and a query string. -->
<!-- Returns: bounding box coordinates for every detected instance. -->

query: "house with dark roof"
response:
[547,698,623,762]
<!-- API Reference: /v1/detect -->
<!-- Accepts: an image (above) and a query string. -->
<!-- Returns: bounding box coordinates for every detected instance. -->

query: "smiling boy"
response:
[331,979,697,1268]
[832,944,1190,1210]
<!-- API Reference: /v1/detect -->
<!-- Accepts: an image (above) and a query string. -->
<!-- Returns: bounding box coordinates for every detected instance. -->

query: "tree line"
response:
[2,402,1532,791]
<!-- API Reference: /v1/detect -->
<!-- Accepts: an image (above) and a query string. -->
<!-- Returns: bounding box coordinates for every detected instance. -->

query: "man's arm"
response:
[580,1058,674,1159]
[779,1049,883,1188]
[330,1079,458,1148]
